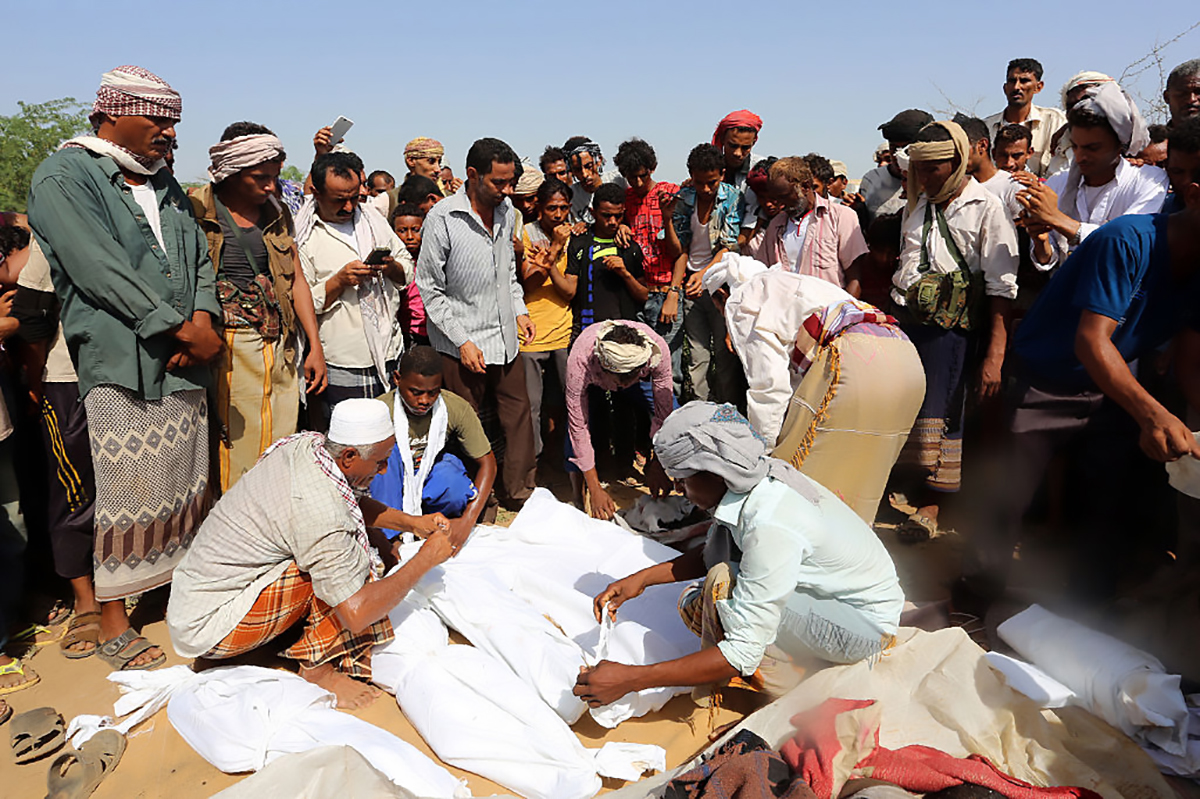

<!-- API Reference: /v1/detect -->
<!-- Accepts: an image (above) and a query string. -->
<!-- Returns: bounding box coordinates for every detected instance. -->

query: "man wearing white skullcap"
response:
[167,399,457,708]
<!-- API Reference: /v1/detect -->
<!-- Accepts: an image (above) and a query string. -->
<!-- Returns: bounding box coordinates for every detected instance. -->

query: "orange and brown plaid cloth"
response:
[206,562,394,679]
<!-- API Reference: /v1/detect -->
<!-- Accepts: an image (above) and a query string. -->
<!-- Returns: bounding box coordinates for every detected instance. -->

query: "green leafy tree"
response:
[280,164,305,183]
[0,98,90,212]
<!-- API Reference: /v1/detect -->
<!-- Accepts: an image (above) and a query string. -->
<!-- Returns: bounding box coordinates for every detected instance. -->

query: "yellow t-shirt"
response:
[521,223,572,352]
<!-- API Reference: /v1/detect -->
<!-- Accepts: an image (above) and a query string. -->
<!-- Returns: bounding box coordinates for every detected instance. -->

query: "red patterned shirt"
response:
[625,182,680,287]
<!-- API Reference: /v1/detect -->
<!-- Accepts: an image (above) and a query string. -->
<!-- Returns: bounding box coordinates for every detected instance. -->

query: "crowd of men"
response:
[0,55,1199,714]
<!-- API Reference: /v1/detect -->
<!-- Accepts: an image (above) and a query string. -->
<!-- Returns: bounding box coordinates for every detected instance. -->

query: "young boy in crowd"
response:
[391,202,429,347]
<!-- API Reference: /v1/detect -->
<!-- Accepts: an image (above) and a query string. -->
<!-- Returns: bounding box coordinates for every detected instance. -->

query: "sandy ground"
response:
[3,459,1196,798]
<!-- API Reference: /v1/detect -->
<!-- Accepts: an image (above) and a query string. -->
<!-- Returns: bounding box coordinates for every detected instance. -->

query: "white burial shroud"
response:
[371,595,665,799]
[394,488,700,729]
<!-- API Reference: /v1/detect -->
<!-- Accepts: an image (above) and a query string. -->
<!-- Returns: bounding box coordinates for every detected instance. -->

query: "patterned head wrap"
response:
[89,65,182,129]
[405,137,445,159]
[712,110,763,148]
[567,139,604,169]
[207,134,286,183]
[654,402,823,500]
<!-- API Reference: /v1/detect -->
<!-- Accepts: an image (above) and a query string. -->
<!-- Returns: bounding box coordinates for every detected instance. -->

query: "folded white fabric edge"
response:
[983,652,1076,709]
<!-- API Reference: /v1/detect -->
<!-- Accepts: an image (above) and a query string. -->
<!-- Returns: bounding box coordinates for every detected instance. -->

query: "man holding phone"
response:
[298,152,412,428]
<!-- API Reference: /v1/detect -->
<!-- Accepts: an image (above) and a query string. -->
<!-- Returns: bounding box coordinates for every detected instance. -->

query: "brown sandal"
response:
[96,628,165,671]
[60,612,101,660]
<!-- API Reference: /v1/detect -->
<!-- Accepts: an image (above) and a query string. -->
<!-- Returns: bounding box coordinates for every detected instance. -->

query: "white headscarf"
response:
[1071,81,1150,155]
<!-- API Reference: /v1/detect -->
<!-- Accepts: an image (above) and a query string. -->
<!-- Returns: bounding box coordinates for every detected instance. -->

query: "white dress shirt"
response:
[893,178,1020,306]
[1039,159,1169,267]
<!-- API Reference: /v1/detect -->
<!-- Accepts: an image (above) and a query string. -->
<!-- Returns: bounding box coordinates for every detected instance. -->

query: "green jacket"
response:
[27,147,221,400]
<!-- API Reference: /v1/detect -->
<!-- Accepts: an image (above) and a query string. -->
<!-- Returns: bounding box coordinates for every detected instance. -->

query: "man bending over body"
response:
[167,399,455,708]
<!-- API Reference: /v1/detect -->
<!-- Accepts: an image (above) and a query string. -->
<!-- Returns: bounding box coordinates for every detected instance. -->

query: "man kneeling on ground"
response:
[370,345,497,550]
[574,402,903,705]
[167,399,456,708]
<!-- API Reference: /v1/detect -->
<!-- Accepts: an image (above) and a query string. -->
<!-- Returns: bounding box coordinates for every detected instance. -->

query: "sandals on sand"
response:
[46,729,126,799]
[45,600,73,628]
[10,706,66,764]
[60,612,102,660]
[0,658,41,696]
[897,513,938,544]
[96,628,165,671]
[0,699,12,727]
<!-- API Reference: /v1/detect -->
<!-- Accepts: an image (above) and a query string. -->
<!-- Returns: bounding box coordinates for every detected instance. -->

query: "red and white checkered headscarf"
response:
[89,65,182,128]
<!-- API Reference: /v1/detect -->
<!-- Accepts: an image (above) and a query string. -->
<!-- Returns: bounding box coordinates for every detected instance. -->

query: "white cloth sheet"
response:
[396,488,699,728]
[372,596,665,799]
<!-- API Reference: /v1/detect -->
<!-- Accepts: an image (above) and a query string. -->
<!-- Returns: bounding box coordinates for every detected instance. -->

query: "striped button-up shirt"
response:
[417,186,527,365]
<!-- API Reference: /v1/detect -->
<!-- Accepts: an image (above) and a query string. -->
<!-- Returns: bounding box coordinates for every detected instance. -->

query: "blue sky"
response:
[4,2,1198,186]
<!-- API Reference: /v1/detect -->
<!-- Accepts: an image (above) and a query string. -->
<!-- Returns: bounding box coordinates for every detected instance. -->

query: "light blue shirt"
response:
[709,476,904,675]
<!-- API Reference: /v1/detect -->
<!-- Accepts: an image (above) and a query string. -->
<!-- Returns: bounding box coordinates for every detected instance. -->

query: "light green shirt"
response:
[710,476,904,675]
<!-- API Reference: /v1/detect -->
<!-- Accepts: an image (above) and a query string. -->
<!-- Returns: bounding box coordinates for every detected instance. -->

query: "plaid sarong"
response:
[205,562,394,678]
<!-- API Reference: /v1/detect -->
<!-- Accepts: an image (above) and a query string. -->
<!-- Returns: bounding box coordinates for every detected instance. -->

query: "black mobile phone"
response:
[363,247,390,266]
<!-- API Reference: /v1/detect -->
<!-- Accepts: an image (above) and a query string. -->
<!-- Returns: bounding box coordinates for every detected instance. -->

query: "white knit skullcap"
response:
[328,398,394,447]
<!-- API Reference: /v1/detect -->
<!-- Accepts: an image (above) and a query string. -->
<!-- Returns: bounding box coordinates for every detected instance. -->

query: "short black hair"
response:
[592,182,626,209]
[0,224,30,258]
[398,345,443,378]
[1067,106,1119,147]
[465,137,518,177]
[614,138,658,176]
[389,202,425,225]
[601,323,644,347]
[916,123,953,143]
[953,114,991,150]
[220,121,274,141]
[803,153,834,184]
[687,143,725,175]
[537,177,572,206]
[1148,123,1170,145]
[397,174,442,204]
[994,123,1033,150]
[539,146,567,172]
[311,152,362,194]
[1007,58,1044,81]
[1168,116,1200,184]
[367,169,395,187]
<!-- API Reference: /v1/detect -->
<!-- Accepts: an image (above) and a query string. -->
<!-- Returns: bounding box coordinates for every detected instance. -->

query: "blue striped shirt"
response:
[417,186,527,365]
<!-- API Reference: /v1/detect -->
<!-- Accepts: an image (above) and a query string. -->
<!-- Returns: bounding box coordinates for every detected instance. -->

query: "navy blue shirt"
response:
[1014,213,1200,390]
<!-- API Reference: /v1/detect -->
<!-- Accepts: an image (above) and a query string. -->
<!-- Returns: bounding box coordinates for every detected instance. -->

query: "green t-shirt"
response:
[379,388,491,468]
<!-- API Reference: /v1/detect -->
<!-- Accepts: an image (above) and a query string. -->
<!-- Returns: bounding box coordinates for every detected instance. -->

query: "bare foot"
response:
[300,663,380,709]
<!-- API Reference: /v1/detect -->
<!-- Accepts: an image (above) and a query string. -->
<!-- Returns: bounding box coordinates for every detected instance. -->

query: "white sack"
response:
[165,665,468,798]
[998,604,1190,756]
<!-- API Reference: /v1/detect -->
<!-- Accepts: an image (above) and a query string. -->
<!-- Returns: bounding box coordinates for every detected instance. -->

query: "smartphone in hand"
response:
[363,247,390,266]
[329,116,354,144]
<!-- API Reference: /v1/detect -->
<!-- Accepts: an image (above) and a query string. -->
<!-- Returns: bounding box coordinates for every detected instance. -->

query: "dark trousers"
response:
[440,354,536,505]
[965,367,1143,600]
[39,382,95,581]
